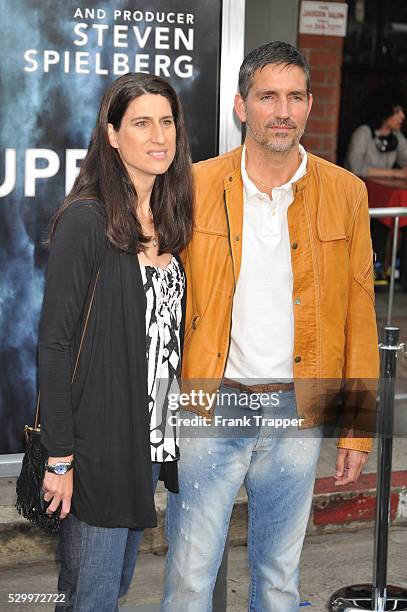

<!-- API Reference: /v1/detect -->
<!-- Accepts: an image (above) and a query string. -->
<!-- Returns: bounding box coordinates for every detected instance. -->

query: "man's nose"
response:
[274,97,290,118]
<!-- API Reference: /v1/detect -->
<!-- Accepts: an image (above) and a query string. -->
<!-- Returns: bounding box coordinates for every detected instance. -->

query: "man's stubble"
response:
[245,115,307,154]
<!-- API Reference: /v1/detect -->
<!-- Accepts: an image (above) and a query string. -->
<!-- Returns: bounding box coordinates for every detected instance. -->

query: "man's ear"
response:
[234,93,247,123]
[107,123,119,149]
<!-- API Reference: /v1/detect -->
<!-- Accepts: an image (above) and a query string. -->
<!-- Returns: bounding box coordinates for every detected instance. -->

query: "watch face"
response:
[54,464,68,475]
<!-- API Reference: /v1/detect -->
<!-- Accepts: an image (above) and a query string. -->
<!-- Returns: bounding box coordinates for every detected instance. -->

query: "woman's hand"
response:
[42,455,74,519]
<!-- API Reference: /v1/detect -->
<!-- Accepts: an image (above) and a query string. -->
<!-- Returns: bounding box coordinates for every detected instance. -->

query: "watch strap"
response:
[45,461,74,474]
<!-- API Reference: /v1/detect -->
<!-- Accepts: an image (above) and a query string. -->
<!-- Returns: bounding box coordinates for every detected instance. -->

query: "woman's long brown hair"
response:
[48,73,194,254]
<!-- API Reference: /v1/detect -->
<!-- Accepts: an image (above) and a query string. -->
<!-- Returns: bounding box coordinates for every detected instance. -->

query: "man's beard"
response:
[246,118,306,153]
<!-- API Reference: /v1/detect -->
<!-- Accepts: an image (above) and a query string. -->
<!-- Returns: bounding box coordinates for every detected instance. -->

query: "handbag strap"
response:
[71,268,101,384]
[33,268,101,429]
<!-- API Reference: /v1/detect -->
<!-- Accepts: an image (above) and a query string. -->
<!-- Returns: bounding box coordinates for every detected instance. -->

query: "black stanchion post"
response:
[373,326,398,609]
[328,326,407,611]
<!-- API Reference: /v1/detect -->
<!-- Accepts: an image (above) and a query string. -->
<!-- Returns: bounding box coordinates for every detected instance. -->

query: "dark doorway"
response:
[338,0,407,165]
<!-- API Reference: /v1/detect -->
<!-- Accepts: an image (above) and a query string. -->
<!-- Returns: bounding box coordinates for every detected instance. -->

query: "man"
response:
[162,41,378,611]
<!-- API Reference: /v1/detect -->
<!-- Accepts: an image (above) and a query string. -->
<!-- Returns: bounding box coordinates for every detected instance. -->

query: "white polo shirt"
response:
[224,145,307,382]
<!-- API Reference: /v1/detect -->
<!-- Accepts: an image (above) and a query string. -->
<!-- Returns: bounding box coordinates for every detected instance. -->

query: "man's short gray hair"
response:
[238,41,311,100]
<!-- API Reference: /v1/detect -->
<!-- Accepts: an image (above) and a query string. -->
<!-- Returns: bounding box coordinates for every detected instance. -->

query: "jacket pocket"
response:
[317,221,347,242]
[316,230,349,291]
[316,183,348,241]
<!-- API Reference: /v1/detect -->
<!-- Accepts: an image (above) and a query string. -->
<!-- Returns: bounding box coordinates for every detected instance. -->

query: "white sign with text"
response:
[299,1,348,37]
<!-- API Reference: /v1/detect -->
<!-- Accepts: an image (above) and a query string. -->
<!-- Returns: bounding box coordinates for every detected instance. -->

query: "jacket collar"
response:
[223,146,244,190]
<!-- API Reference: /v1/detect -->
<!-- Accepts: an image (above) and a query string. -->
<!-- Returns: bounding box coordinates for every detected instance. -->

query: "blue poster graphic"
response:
[0,0,222,453]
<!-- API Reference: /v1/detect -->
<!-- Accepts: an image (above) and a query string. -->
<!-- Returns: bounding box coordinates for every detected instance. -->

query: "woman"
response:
[39,73,194,610]
[345,90,407,283]
[345,91,407,179]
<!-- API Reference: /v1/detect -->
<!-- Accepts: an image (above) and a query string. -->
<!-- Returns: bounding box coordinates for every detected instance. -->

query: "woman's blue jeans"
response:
[57,462,161,611]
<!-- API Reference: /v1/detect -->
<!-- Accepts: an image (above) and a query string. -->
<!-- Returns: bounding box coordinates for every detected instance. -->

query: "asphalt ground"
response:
[0,527,406,611]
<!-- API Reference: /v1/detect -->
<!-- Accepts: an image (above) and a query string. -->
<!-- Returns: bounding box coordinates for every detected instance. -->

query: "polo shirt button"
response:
[235,235,240,241]
[294,355,302,363]
[229,176,233,182]
[292,242,298,250]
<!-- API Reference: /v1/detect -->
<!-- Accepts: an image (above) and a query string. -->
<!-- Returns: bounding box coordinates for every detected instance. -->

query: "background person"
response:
[345,90,407,179]
[345,90,407,284]
[39,72,193,611]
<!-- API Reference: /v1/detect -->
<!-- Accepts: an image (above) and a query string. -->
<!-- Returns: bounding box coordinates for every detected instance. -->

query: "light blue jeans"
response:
[162,386,322,612]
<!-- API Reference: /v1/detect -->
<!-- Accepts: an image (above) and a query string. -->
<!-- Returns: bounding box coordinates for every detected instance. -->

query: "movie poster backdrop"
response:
[0,0,222,453]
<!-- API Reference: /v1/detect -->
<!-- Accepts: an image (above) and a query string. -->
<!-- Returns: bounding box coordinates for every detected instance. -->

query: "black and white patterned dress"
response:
[140,257,184,462]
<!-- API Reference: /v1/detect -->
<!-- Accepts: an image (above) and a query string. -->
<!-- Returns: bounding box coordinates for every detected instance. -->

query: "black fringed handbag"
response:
[16,395,61,533]
[16,269,100,533]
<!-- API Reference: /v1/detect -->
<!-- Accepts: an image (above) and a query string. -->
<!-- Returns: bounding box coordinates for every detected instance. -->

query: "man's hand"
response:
[334,448,368,486]
[42,455,74,519]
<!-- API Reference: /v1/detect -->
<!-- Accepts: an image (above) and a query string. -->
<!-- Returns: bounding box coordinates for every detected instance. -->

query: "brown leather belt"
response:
[222,378,295,394]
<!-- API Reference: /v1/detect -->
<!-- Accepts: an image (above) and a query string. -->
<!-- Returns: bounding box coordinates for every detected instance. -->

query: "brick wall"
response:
[298,26,345,163]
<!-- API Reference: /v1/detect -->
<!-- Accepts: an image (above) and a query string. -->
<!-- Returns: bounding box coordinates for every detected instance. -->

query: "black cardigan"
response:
[39,200,184,528]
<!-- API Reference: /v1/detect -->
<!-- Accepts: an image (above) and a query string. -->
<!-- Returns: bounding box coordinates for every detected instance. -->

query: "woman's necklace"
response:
[149,207,158,247]
[139,206,158,247]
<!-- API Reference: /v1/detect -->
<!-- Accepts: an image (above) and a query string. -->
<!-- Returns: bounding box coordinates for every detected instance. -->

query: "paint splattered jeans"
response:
[162,386,322,612]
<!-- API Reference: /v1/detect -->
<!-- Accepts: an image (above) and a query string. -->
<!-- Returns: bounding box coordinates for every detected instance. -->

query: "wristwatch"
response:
[45,461,74,475]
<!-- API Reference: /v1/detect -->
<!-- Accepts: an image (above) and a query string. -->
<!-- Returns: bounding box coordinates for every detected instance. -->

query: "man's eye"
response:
[261,95,273,101]
[135,121,148,127]
[162,119,174,126]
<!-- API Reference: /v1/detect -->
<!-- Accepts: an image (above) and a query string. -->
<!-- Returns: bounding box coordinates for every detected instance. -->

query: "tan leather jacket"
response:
[181,146,379,452]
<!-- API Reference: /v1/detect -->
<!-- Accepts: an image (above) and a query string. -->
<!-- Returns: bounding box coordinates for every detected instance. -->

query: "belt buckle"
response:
[240,382,253,394]
[247,383,262,394]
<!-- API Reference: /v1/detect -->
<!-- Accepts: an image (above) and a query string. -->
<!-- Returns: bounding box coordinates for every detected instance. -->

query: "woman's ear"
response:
[107,123,119,149]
